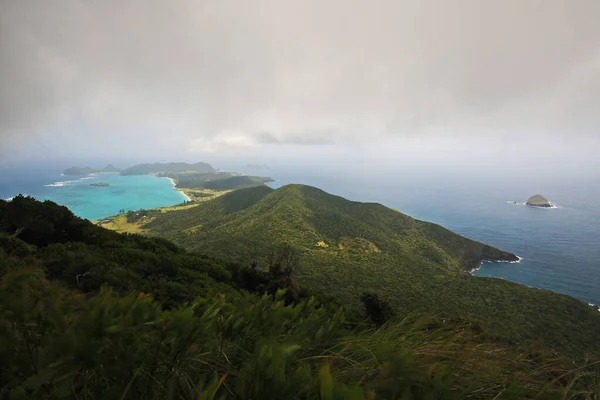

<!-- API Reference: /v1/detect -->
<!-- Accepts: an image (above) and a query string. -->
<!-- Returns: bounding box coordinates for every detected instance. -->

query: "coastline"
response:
[167,177,192,202]
[468,256,523,276]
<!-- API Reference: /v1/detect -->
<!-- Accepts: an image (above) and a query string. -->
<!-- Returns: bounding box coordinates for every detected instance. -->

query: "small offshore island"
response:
[526,194,553,208]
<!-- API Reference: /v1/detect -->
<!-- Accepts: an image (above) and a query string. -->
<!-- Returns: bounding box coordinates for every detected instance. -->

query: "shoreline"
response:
[167,177,192,202]
[468,256,523,276]
[177,189,192,202]
[508,201,559,209]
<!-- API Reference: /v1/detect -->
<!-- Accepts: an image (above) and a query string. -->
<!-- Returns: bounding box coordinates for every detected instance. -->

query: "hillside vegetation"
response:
[159,171,272,191]
[2,195,600,399]
[144,185,600,357]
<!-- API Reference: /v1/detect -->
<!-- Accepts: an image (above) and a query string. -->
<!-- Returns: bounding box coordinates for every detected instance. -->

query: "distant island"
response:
[90,183,110,187]
[526,194,553,208]
[64,164,121,175]
[120,162,214,176]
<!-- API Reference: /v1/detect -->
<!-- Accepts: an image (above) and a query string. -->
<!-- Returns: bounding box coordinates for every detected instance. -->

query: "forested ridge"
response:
[143,185,600,357]
[1,195,600,399]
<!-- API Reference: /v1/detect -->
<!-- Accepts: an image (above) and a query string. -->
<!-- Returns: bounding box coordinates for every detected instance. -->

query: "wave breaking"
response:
[44,175,96,187]
[468,256,523,275]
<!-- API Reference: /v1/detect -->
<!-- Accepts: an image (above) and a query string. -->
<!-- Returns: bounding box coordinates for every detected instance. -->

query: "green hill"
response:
[159,172,272,191]
[2,195,600,398]
[144,184,600,357]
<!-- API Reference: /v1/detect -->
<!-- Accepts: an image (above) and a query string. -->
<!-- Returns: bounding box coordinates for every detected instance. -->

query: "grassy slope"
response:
[144,184,600,357]
[3,197,600,398]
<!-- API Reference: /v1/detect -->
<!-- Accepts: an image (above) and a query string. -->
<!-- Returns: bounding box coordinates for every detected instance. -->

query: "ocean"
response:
[0,166,187,221]
[1,162,599,305]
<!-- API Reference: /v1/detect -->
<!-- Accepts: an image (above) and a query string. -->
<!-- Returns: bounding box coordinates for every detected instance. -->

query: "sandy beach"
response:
[168,177,192,202]
[178,189,192,202]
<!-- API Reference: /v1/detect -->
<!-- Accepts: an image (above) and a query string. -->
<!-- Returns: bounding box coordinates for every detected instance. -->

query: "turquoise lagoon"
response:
[36,173,187,221]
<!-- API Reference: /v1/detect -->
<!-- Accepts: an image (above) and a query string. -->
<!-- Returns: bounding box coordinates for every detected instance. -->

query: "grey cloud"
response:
[0,0,599,158]
[254,131,335,145]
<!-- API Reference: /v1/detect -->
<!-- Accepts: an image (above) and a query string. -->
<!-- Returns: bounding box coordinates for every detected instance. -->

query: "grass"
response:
[159,202,199,212]
[96,214,148,234]
[181,188,232,201]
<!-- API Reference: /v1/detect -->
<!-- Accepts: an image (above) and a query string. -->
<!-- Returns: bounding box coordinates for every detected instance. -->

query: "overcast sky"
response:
[1,0,599,168]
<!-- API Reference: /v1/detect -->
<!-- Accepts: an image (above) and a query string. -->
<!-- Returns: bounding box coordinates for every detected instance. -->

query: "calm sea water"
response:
[1,162,599,305]
[0,166,187,221]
